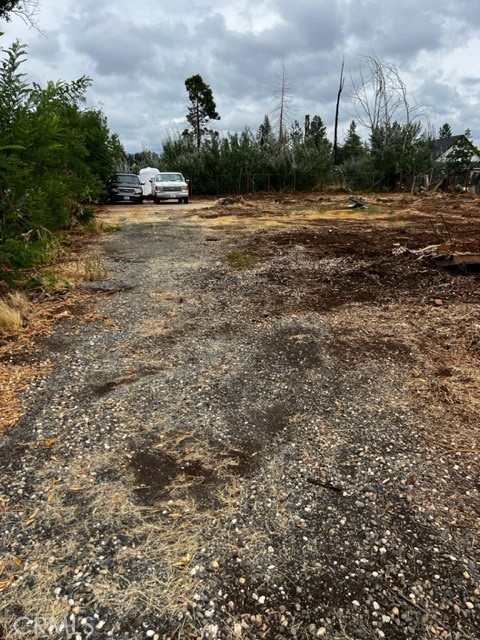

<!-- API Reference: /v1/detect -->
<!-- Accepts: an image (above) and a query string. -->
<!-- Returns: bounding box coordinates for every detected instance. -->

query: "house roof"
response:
[433,135,468,159]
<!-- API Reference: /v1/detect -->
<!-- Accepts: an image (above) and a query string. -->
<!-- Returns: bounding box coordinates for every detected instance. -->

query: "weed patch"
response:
[223,250,258,269]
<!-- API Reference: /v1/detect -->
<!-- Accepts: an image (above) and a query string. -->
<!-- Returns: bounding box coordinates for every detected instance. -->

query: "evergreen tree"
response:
[126,148,161,170]
[183,74,220,150]
[341,121,364,163]
[305,115,329,150]
[439,123,452,139]
[369,121,432,189]
[257,115,274,147]
[289,120,304,147]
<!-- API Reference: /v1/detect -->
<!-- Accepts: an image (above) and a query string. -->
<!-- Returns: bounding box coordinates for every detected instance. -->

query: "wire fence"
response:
[188,170,343,196]
[187,167,479,196]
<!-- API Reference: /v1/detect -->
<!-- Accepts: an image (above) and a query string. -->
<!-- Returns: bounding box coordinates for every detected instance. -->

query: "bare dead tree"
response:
[350,54,432,190]
[272,63,296,144]
[333,57,345,166]
[0,0,41,29]
[350,54,424,132]
[304,114,310,137]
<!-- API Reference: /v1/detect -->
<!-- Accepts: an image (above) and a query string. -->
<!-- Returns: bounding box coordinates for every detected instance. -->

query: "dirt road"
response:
[1,193,479,639]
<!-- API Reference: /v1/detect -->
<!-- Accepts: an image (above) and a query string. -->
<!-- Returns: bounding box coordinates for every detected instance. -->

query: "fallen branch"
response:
[423,437,480,453]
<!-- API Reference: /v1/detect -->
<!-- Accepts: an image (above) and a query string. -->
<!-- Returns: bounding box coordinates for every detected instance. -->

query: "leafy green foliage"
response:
[0,0,39,25]
[0,237,48,268]
[161,111,335,195]
[369,121,433,188]
[0,40,124,277]
[0,0,23,20]
[126,148,161,171]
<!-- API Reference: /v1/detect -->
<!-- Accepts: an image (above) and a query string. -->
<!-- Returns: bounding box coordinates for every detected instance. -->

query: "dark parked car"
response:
[108,173,144,204]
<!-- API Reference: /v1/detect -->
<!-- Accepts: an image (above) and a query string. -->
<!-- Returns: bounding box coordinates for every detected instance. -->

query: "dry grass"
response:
[79,253,110,281]
[0,292,50,436]
[0,300,22,332]
[0,486,81,640]
[331,302,480,450]
[91,500,205,620]
[0,286,85,436]
[0,555,72,640]
[57,252,110,283]
[0,292,32,332]
[0,428,294,638]
[0,246,111,437]
[0,449,211,632]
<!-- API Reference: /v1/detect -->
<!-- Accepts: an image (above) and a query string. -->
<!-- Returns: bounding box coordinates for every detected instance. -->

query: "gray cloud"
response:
[1,0,478,151]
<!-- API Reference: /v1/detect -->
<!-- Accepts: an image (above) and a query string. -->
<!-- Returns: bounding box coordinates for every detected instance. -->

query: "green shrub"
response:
[0,237,50,268]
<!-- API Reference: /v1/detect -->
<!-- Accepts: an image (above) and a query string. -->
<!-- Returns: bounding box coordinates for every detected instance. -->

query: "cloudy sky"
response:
[1,0,479,152]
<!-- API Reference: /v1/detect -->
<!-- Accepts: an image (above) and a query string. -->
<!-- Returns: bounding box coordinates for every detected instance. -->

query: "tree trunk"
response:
[333,57,345,166]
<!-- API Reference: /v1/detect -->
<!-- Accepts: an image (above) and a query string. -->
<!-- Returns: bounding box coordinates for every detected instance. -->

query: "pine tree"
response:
[183,74,220,150]
[257,115,274,147]
[342,121,364,163]
[289,120,304,147]
[305,116,329,150]
[439,123,452,139]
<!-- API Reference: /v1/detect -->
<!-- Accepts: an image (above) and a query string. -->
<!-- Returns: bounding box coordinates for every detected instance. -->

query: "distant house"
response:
[432,135,480,192]
[433,135,480,163]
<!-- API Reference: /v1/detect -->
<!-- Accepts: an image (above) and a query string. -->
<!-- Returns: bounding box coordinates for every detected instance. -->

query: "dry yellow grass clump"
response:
[0,292,32,332]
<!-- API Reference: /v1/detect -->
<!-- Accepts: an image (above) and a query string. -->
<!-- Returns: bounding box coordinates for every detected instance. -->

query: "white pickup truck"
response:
[151,172,189,204]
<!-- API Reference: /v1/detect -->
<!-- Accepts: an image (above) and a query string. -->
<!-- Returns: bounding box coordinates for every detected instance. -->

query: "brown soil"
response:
[3,190,480,489]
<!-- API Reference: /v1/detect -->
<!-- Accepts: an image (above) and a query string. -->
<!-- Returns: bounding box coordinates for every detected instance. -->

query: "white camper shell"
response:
[138,167,160,198]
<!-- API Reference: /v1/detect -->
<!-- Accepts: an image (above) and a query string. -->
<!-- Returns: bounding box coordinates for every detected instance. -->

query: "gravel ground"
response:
[1,200,479,639]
